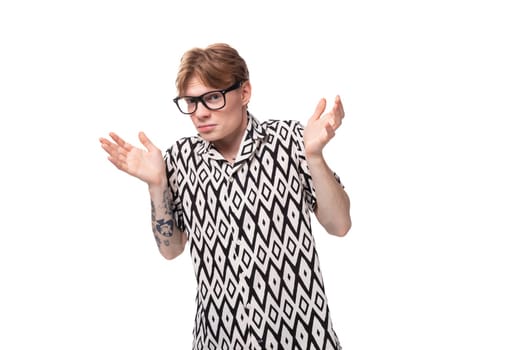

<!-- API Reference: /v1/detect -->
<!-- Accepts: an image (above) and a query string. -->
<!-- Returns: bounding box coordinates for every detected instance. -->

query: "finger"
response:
[138,131,157,152]
[324,123,336,140]
[332,95,345,119]
[116,152,130,170]
[328,115,342,131]
[99,137,112,150]
[106,151,129,172]
[100,138,119,157]
[309,98,327,123]
[109,132,133,151]
[106,155,120,168]
[106,153,127,171]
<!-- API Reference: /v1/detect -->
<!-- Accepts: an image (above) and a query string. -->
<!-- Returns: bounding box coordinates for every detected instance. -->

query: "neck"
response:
[213,111,249,163]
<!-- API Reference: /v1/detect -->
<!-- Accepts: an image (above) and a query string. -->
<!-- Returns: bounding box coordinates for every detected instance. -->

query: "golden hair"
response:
[176,43,250,95]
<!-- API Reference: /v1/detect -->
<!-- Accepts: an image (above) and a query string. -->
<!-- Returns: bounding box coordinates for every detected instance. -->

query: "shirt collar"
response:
[195,112,267,160]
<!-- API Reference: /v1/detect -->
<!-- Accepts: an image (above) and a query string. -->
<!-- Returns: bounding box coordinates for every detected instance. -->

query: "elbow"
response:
[159,244,185,260]
[161,251,177,260]
[157,231,187,260]
[161,248,183,260]
[331,217,352,237]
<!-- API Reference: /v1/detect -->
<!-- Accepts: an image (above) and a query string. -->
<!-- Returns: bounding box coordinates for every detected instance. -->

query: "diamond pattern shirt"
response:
[165,114,343,350]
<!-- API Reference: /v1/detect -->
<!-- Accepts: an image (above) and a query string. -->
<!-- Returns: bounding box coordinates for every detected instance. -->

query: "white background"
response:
[1,0,524,349]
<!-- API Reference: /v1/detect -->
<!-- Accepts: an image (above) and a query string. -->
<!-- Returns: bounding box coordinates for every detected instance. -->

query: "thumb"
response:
[309,98,327,123]
[138,131,157,152]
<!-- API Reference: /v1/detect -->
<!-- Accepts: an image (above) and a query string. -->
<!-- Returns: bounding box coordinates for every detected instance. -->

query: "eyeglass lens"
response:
[178,91,225,114]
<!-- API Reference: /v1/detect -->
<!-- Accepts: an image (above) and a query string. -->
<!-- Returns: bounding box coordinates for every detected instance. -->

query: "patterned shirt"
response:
[165,114,343,350]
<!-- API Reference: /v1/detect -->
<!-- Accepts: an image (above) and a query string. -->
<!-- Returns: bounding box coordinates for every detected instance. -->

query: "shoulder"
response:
[164,136,203,161]
[261,118,303,129]
[260,118,305,138]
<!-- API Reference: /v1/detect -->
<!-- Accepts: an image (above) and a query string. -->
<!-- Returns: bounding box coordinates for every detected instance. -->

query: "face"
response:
[183,77,251,149]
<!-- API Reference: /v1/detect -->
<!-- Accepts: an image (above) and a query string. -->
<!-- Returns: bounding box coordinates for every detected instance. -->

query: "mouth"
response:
[197,124,217,133]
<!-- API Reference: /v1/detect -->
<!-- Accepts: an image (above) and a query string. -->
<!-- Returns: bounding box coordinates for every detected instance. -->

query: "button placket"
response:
[222,155,264,349]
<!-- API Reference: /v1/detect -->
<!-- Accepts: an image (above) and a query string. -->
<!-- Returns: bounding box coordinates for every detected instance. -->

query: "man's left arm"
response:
[307,155,351,236]
[303,95,352,236]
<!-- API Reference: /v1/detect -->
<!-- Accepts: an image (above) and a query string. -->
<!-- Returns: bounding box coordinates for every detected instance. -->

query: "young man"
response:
[100,43,351,350]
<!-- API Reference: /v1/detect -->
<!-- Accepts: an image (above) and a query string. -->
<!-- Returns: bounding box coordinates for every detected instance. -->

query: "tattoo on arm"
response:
[151,190,175,237]
[151,201,156,222]
[151,190,176,247]
[162,189,171,210]
[156,218,174,237]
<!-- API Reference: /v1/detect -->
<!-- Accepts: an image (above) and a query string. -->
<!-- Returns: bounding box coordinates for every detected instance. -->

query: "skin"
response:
[304,95,352,236]
[99,78,351,259]
[183,77,252,162]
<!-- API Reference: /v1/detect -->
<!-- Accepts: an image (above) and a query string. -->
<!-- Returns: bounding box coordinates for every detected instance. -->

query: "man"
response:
[100,43,351,350]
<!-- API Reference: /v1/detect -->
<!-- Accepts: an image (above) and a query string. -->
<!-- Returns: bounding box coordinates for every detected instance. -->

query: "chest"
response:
[178,145,304,219]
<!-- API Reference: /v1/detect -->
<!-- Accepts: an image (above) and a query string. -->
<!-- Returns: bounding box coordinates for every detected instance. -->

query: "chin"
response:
[198,132,220,143]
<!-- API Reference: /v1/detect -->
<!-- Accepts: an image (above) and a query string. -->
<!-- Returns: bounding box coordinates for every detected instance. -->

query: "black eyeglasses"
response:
[173,81,242,115]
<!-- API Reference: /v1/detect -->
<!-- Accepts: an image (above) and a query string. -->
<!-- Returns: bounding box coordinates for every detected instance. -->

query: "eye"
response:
[184,97,197,104]
[204,92,222,103]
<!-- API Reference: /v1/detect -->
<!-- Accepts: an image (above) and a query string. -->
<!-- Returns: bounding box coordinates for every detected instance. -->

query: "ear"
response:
[241,80,252,106]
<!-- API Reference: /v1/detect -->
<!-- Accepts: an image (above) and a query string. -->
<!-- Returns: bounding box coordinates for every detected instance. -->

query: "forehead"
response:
[183,77,214,96]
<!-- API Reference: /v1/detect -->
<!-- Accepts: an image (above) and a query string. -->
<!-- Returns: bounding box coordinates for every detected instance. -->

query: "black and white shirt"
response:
[165,114,343,350]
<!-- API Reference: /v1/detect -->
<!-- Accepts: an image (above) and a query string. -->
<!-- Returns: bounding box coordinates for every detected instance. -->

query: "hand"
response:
[99,131,166,186]
[303,95,345,158]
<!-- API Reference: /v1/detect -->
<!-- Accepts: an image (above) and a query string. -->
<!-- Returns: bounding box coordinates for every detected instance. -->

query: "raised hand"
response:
[303,95,345,158]
[99,131,166,186]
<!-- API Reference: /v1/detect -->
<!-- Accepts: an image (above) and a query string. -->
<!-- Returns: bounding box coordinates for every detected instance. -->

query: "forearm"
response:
[307,154,351,236]
[149,179,187,260]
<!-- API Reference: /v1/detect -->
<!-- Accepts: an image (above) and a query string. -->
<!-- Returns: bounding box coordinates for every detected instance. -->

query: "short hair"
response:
[176,43,250,95]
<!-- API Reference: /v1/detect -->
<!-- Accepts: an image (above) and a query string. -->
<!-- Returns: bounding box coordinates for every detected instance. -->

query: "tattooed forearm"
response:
[151,189,175,238]
[149,186,185,257]
[150,189,172,217]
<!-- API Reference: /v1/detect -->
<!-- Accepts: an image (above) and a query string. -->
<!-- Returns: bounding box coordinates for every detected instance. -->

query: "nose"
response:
[192,99,211,118]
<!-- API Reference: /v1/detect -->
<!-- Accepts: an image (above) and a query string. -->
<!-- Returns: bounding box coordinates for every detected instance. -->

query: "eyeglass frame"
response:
[173,81,243,115]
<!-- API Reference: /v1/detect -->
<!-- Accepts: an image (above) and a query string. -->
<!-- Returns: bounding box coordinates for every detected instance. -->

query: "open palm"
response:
[99,131,165,186]
[304,95,345,157]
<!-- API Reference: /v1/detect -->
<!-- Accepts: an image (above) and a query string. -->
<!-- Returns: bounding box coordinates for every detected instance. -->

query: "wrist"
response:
[148,180,168,197]
[305,150,325,164]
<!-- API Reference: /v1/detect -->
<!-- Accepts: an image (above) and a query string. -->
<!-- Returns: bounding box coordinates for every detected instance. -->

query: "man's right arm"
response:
[149,181,187,260]
[99,131,187,258]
